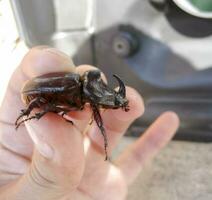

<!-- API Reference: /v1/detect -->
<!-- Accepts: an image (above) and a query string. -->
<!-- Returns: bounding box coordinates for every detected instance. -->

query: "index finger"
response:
[0,47,75,157]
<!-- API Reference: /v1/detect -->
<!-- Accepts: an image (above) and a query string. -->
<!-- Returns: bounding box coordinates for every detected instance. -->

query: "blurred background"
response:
[1,0,212,199]
[0,0,27,104]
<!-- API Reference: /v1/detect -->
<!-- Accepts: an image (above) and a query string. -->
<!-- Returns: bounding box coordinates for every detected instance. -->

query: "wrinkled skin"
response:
[0,47,179,200]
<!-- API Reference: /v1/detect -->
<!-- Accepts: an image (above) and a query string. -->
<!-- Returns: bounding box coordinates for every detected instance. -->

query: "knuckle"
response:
[29,161,56,190]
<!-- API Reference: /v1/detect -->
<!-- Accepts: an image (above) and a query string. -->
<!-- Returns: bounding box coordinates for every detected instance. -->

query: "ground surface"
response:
[114,137,212,200]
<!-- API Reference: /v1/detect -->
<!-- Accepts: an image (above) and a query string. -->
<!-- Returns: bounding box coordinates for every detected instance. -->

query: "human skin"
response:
[0,47,179,200]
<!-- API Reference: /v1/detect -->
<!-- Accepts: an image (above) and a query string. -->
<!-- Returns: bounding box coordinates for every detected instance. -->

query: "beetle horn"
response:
[113,74,126,97]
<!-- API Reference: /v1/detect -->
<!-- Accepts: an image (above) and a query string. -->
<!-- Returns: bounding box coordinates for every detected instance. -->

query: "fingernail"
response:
[25,122,54,159]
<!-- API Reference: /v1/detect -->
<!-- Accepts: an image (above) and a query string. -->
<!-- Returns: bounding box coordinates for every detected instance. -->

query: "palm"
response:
[0,47,179,200]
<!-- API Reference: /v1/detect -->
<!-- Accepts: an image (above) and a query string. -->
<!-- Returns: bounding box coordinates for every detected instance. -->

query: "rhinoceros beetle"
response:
[15,70,129,160]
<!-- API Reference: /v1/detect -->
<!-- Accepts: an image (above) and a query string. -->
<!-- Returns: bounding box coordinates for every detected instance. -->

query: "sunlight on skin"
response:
[83,136,92,157]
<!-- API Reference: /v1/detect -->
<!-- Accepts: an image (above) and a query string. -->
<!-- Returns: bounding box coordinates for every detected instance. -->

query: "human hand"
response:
[0,47,179,200]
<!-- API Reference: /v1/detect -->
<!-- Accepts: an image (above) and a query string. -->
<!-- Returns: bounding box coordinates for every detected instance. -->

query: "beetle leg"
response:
[15,102,64,129]
[47,105,74,125]
[64,118,74,125]
[15,97,46,127]
[15,110,48,130]
[89,116,94,125]
[91,104,108,160]
[61,111,67,117]
[60,110,74,125]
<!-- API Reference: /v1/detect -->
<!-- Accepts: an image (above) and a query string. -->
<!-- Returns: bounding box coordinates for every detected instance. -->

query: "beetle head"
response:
[113,75,129,111]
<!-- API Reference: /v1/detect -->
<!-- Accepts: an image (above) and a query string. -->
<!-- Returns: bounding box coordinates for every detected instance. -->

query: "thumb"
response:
[19,114,85,200]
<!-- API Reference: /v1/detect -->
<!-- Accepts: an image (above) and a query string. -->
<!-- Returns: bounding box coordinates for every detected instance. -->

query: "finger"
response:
[1,114,85,200]
[115,111,179,185]
[76,64,107,83]
[0,147,29,174]
[0,146,29,186]
[0,122,33,158]
[0,173,20,187]
[0,47,75,158]
[0,47,85,199]
[86,87,144,158]
[23,114,84,199]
